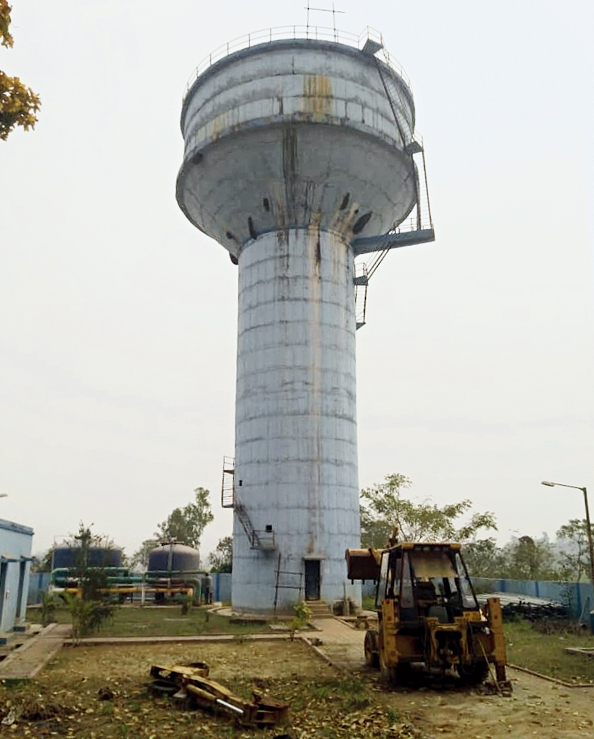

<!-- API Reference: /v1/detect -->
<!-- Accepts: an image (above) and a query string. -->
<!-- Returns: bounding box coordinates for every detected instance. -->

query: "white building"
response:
[0,519,34,634]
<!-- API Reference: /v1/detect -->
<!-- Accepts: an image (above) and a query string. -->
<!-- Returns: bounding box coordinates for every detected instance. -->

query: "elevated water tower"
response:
[177,26,434,613]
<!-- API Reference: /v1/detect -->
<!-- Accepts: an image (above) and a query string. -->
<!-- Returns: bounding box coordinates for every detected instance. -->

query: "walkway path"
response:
[0,623,71,680]
[308,617,366,672]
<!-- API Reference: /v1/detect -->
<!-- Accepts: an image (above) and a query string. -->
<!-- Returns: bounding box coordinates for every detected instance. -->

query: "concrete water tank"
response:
[176,28,433,613]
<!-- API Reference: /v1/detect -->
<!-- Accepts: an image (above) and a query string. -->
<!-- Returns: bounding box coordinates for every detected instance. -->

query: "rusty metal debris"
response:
[149,662,289,727]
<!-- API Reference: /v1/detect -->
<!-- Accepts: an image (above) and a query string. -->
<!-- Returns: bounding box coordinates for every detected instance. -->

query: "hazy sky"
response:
[1,1,593,561]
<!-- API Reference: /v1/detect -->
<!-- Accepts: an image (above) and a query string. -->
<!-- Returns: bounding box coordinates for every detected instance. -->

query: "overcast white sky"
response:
[1,1,593,561]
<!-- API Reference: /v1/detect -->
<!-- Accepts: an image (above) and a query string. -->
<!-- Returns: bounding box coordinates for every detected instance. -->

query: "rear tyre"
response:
[364,629,380,669]
[457,660,489,685]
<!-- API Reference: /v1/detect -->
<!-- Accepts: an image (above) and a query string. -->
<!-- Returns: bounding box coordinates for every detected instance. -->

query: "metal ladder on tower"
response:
[273,552,304,614]
[221,456,276,551]
[372,53,434,241]
[350,54,435,327]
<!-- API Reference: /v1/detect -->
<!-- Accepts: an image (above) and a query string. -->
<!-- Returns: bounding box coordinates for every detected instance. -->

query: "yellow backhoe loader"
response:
[346,542,509,687]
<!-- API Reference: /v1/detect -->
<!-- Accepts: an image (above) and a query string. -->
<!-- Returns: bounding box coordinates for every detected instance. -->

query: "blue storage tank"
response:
[52,544,123,569]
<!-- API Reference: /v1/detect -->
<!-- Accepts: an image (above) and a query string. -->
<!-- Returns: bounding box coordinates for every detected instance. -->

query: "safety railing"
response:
[184,25,411,96]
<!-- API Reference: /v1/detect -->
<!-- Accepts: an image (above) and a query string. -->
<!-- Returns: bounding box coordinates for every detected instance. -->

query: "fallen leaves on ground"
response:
[0,642,424,738]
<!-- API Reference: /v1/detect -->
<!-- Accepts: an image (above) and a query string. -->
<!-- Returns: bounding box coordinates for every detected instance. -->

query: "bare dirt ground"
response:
[316,618,594,738]
[1,628,594,737]
[376,670,594,739]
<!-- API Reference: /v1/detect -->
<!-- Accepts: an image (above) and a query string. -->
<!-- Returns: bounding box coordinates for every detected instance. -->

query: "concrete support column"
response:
[231,228,361,612]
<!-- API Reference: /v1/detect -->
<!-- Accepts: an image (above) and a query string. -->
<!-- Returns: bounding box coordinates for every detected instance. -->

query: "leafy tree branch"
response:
[156,487,214,550]
[0,1,40,140]
[360,473,497,548]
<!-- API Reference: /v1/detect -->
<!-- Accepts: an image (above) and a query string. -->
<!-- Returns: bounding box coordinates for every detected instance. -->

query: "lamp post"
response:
[541,481,594,588]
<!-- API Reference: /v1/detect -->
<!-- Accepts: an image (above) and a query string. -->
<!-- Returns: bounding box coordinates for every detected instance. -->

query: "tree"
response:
[31,547,54,572]
[0,1,40,140]
[209,536,232,573]
[463,537,508,579]
[360,473,497,548]
[556,519,593,582]
[65,523,117,642]
[70,523,112,600]
[156,487,213,550]
[503,534,559,581]
[129,538,160,570]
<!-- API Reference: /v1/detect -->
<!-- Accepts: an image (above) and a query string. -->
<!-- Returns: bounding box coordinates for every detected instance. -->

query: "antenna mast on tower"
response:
[305,3,345,38]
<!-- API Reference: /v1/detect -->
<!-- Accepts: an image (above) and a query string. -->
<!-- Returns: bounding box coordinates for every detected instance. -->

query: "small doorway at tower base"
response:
[303,557,321,601]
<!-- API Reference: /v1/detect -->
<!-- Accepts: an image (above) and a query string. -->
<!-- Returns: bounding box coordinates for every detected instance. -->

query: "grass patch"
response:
[505,619,594,683]
[362,595,376,611]
[0,642,419,738]
[27,605,271,637]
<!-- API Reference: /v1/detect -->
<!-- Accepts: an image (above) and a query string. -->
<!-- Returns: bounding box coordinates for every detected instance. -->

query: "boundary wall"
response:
[471,577,594,622]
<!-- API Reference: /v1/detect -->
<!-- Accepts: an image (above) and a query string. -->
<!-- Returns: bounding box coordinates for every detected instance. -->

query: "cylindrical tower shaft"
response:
[233,228,359,610]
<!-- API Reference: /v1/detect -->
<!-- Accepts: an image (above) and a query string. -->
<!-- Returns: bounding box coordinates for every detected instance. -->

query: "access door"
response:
[304,559,321,601]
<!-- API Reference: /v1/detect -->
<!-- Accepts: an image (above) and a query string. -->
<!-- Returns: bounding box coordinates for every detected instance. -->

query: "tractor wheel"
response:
[364,629,380,669]
[458,660,489,685]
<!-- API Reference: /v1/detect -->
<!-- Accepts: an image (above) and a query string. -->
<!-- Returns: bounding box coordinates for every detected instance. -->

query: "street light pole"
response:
[581,487,594,588]
[542,481,594,588]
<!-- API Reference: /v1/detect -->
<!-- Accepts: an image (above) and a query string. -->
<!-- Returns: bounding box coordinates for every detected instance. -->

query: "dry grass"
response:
[0,641,420,738]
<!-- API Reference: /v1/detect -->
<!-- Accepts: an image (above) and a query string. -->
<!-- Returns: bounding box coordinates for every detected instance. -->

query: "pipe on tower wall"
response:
[232,227,361,612]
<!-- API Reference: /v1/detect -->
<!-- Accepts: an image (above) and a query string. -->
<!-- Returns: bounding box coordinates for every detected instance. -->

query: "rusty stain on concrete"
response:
[303,74,333,118]
[282,126,299,224]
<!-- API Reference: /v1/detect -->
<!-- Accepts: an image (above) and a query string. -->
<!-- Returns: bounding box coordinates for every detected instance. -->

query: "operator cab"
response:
[376,543,480,624]
[346,541,508,687]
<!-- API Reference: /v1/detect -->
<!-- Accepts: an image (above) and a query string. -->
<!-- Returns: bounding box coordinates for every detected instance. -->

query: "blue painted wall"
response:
[27,571,51,604]
[211,572,231,602]
[471,577,594,621]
